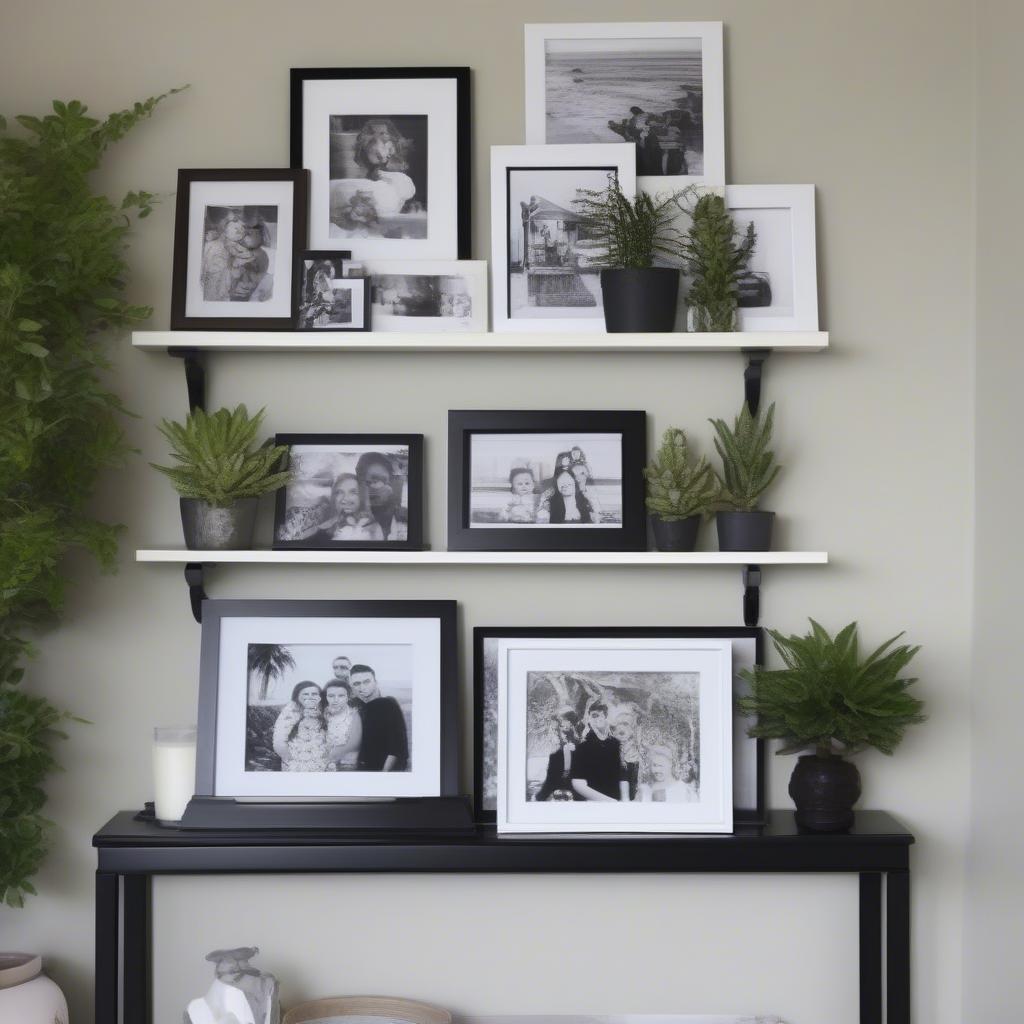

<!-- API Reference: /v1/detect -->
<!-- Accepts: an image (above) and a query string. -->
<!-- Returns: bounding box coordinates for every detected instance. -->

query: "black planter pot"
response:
[650,514,700,552]
[600,267,680,333]
[788,754,862,832]
[180,497,258,550]
[716,510,775,551]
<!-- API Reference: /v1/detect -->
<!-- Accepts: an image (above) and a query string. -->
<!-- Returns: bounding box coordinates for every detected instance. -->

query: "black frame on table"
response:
[294,250,370,331]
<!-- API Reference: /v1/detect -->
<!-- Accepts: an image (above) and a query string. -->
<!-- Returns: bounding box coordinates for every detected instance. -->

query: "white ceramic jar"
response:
[0,953,68,1023]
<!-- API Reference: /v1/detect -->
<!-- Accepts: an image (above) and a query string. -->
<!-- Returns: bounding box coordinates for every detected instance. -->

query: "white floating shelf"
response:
[131,330,828,353]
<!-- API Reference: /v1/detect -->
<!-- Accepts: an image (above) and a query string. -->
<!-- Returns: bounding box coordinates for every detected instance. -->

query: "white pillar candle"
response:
[153,726,197,823]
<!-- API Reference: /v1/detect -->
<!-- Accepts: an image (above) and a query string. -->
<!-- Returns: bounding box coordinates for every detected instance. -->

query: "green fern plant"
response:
[709,401,781,511]
[643,428,716,520]
[152,405,291,506]
[739,620,925,758]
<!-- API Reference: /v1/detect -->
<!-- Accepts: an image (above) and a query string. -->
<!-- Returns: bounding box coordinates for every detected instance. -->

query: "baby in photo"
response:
[500,466,538,524]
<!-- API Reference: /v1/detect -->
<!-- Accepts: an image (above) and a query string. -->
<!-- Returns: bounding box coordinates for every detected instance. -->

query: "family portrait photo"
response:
[201,205,277,302]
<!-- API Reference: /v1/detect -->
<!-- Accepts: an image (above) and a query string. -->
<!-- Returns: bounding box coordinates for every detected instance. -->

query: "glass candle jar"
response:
[153,726,197,824]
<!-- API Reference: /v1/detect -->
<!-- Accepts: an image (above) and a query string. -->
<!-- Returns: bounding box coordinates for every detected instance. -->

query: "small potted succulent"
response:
[709,401,781,551]
[643,428,716,551]
[152,404,291,550]
[739,620,925,832]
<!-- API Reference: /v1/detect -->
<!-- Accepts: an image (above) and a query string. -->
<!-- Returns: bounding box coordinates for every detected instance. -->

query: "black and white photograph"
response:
[295,251,369,331]
[363,259,488,332]
[291,68,471,258]
[525,22,725,189]
[195,600,458,800]
[200,205,278,303]
[273,435,423,550]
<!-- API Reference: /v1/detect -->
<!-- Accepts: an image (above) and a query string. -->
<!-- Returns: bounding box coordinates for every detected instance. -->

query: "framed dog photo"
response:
[170,169,309,331]
[363,259,488,332]
[295,251,370,331]
[448,410,646,551]
[195,600,458,800]
[273,435,423,550]
[291,67,471,259]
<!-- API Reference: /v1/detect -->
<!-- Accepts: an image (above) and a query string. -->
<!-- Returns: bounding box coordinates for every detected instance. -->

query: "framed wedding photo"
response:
[195,600,458,800]
[170,169,309,331]
[273,434,423,550]
[295,251,370,330]
[524,22,725,191]
[363,259,488,332]
[447,410,647,552]
[291,67,471,259]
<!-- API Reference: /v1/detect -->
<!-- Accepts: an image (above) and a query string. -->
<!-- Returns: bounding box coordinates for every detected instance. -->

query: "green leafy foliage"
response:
[152,405,292,506]
[709,401,782,511]
[0,92,179,905]
[739,619,926,757]
[643,428,716,521]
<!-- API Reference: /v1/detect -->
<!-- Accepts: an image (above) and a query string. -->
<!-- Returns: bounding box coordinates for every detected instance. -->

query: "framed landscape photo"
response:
[491,144,636,333]
[493,634,733,833]
[170,169,309,330]
[196,600,458,800]
[474,627,765,825]
[295,251,370,330]
[447,410,646,551]
[524,22,725,192]
[725,184,819,332]
[291,67,471,259]
[363,259,488,332]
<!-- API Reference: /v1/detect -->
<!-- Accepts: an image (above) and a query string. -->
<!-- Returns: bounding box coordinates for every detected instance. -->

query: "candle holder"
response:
[153,726,197,825]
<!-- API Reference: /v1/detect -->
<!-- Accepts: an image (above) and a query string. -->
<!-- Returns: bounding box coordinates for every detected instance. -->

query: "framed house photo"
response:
[363,259,488,332]
[493,634,733,833]
[447,410,647,551]
[273,434,423,550]
[725,184,819,332]
[524,22,725,192]
[474,627,765,825]
[295,251,371,330]
[291,67,471,259]
[195,600,458,800]
[490,143,636,333]
[170,169,309,331]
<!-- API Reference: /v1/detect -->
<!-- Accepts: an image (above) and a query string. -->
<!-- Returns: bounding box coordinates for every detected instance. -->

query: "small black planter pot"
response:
[180,497,258,550]
[600,267,680,333]
[650,514,700,552]
[716,510,775,551]
[788,754,862,832]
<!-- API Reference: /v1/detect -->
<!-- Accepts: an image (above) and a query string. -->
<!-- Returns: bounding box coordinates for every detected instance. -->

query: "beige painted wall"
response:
[0,1,976,1021]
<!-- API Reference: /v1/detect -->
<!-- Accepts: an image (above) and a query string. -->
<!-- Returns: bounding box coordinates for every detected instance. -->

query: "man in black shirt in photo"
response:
[570,701,629,802]
[351,664,409,772]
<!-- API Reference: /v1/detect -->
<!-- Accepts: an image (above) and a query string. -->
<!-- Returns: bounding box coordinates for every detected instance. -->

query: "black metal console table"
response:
[93,810,913,1024]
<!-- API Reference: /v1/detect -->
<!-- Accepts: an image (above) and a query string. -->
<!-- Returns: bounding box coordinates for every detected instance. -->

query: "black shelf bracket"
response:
[743,349,770,415]
[168,347,205,412]
[743,564,762,627]
[184,563,207,623]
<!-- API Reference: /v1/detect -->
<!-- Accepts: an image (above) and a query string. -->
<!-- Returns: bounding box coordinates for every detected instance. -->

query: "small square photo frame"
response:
[295,250,370,331]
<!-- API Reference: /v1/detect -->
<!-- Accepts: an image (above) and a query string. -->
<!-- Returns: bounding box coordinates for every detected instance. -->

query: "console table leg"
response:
[123,874,152,1023]
[887,870,911,1023]
[95,871,119,1023]
[858,872,882,1024]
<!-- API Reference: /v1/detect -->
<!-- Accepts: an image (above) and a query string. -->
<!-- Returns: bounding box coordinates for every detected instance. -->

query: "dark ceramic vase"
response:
[650,515,700,552]
[788,754,862,832]
[180,497,258,550]
[716,510,775,551]
[600,268,680,333]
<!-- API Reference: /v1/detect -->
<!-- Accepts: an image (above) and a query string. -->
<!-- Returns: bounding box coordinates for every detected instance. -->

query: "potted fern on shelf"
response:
[152,404,291,550]
[740,620,925,831]
[643,428,716,550]
[709,401,781,551]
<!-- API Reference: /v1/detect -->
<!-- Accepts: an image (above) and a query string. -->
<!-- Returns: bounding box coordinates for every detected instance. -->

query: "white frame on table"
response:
[361,259,488,332]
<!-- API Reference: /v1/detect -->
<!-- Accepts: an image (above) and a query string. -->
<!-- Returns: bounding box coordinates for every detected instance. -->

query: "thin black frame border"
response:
[472,625,766,825]
[447,410,647,552]
[293,251,370,332]
[170,168,310,331]
[196,599,458,799]
[289,67,472,260]
[272,433,424,550]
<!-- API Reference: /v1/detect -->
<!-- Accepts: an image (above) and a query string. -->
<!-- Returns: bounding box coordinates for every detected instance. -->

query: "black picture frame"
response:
[294,251,371,331]
[196,599,459,799]
[473,626,766,825]
[170,168,309,331]
[290,67,472,260]
[272,433,424,550]
[447,410,647,551]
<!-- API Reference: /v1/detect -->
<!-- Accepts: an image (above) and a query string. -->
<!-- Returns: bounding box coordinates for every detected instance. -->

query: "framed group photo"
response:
[295,250,370,331]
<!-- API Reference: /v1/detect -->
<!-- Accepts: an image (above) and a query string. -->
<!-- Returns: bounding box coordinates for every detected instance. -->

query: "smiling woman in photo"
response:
[272,682,328,772]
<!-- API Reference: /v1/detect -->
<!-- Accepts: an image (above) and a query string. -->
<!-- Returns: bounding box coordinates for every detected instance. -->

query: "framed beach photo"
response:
[170,169,309,330]
[475,627,765,825]
[195,600,458,800]
[273,435,423,550]
[490,143,636,333]
[447,410,646,551]
[494,635,733,833]
[524,22,725,191]
[291,67,471,259]
[363,259,488,332]
[725,185,820,332]
[295,251,370,330]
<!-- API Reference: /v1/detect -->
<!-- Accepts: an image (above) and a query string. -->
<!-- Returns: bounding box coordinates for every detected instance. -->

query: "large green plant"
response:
[0,92,178,906]
[739,620,925,758]
[709,401,782,512]
[643,428,716,521]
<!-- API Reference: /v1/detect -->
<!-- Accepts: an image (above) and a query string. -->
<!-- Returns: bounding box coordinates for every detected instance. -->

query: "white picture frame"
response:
[361,259,488,332]
[725,184,819,332]
[524,22,725,192]
[490,143,636,334]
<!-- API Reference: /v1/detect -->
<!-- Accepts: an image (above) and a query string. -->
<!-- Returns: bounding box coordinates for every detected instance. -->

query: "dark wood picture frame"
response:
[170,168,309,331]
[289,67,472,260]
[272,433,423,550]
[293,251,371,331]
[447,410,647,551]
[472,626,766,825]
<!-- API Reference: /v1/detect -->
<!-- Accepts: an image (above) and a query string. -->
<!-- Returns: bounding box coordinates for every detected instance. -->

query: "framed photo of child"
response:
[273,434,423,550]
